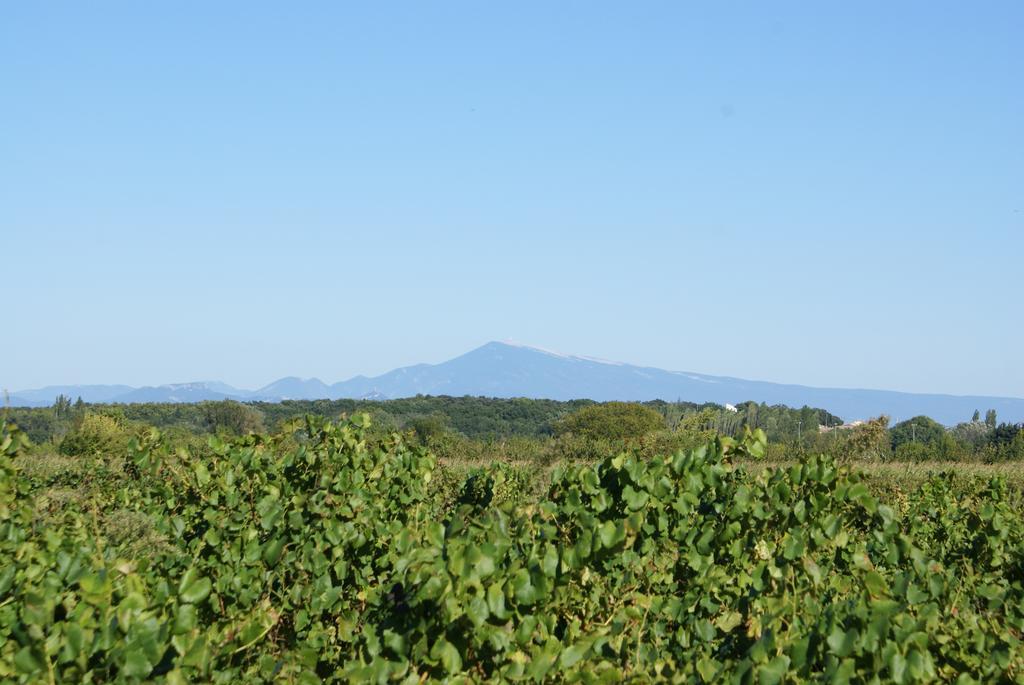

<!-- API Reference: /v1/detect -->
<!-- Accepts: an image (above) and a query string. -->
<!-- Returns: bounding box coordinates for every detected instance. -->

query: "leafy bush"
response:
[890,416,946,450]
[454,462,532,512]
[404,413,452,445]
[58,412,133,457]
[835,415,891,461]
[202,400,265,436]
[893,441,931,462]
[553,402,665,442]
[3,416,1024,682]
[951,420,992,448]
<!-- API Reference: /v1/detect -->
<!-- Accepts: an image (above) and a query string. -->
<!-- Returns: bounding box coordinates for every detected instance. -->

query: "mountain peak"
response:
[10,343,1024,424]
[254,376,329,398]
[485,340,624,367]
[480,340,573,358]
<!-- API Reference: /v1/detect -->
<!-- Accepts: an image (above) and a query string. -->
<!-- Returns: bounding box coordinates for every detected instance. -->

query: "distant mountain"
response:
[8,342,1024,425]
[196,381,250,397]
[326,342,1024,425]
[112,382,249,404]
[3,384,135,407]
[253,377,330,401]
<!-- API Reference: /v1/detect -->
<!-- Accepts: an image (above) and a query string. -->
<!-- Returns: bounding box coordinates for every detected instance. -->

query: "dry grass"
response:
[743,458,1024,487]
[853,460,1024,485]
[16,448,175,558]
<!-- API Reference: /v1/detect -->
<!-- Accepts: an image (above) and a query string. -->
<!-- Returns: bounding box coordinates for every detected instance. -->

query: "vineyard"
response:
[2,415,1024,683]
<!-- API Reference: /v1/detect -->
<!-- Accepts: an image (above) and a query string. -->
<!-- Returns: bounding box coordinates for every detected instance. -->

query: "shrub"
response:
[4,415,1024,682]
[890,416,946,450]
[553,402,665,442]
[202,400,265,435]
[58,412,132,457]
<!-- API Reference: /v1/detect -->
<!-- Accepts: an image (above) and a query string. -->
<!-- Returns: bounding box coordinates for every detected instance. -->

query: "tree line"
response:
[5,394,1021,463]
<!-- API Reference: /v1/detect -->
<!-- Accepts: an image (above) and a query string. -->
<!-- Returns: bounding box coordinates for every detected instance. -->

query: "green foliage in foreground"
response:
[2,417,1024,683]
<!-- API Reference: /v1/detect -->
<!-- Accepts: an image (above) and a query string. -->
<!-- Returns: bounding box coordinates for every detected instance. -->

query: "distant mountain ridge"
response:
[7,341,1024,425]
[253,377,331,401]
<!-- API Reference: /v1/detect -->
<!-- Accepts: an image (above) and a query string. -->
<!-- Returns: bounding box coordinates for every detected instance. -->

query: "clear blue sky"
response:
[3,2,1022,397]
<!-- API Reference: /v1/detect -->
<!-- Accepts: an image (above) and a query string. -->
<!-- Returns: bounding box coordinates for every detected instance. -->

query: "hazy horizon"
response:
[7,340,1024,402]
[4,3,1022,396]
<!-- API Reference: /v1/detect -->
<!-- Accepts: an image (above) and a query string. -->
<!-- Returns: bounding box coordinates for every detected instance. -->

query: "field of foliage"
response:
[3,409,1024,683]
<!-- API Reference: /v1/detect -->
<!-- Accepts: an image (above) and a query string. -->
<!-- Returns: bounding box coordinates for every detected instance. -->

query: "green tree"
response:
[985,423,1024,460]
[202,400,265,435]
[985,409,997,428]
[1009,429,1024,461]
[554,401,665,442]
[52,394,72,418]
[890,416,946,450]
[951,420,991,448]
[59,412,132,456]
[990,423,1022,447]
[671,408,718,450]
[405,413,452,445]
[972,409,980,422]
[838,415,890,460]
